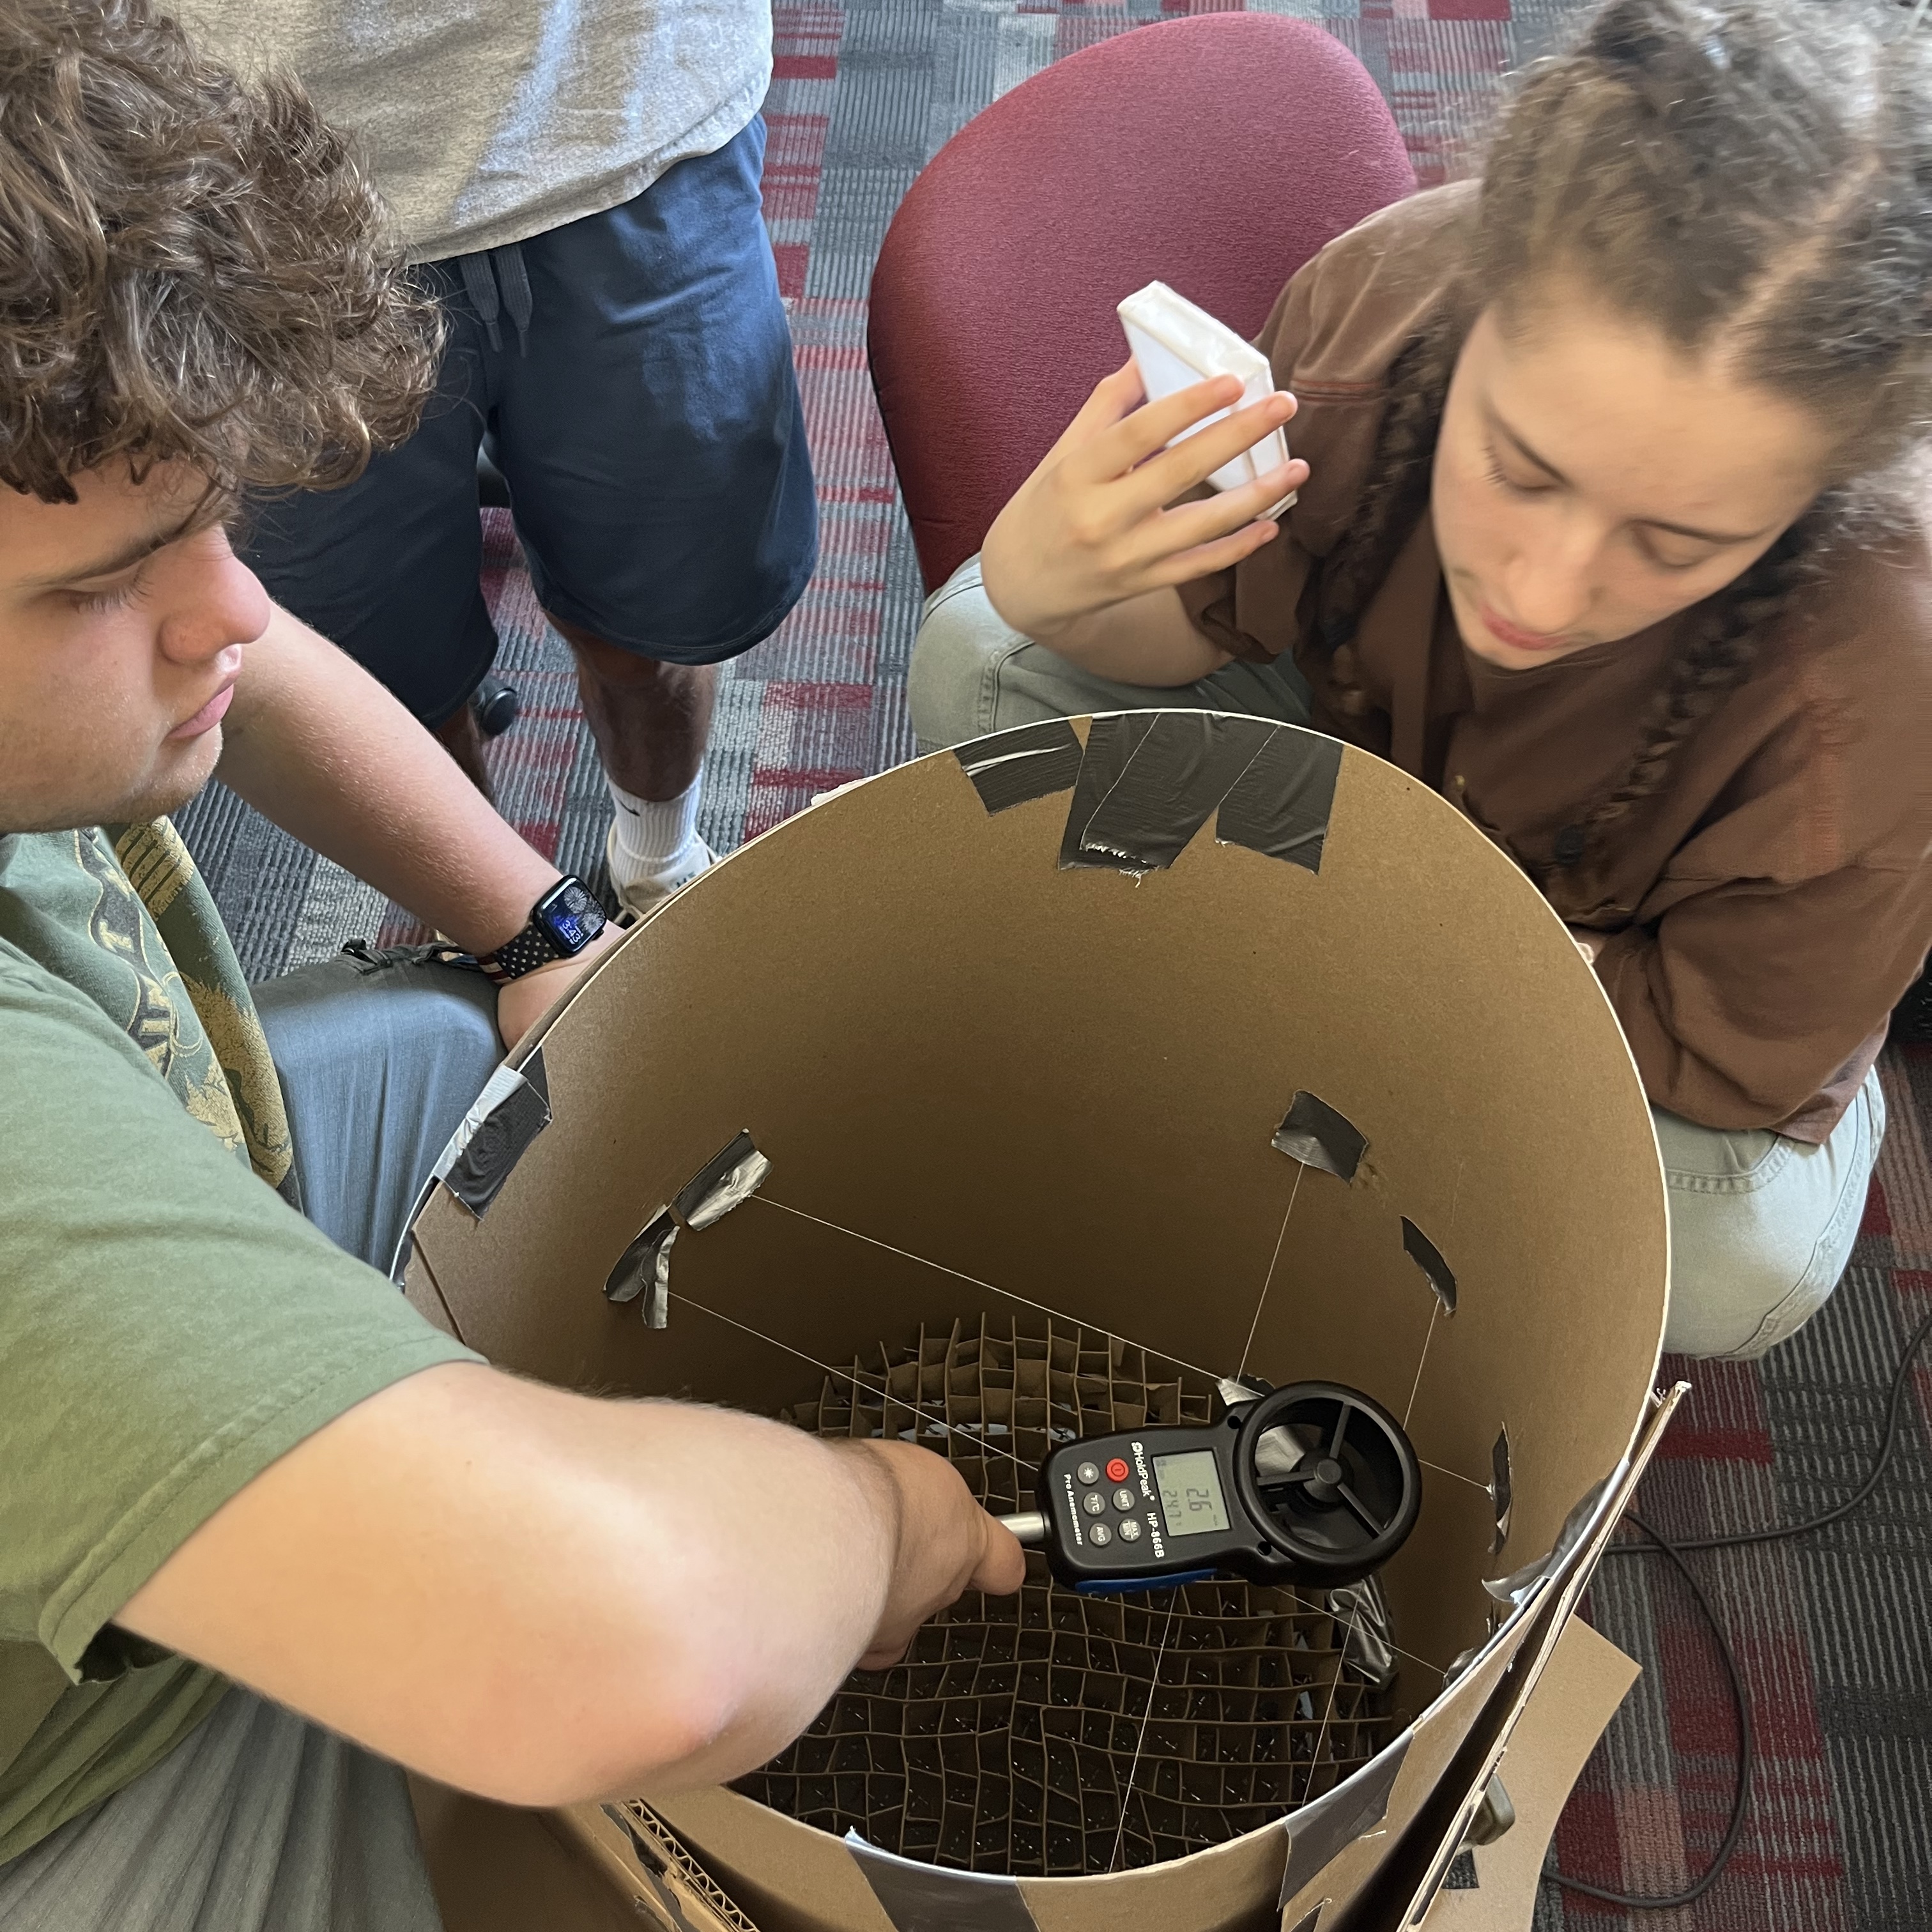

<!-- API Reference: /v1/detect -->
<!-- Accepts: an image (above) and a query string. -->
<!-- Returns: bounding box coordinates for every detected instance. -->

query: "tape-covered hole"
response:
[1401,1216,1456,1312]
[1490,1426,1514,1555]
[1285,1907,1328,1932]
[1272,1091,1367,1182]
[434,1048,551,1216]
[607,1130,770,1324]
[953,718,1084,813]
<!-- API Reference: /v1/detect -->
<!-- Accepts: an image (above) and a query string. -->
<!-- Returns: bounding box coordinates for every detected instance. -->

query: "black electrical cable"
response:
[1541,1300,1932,1912]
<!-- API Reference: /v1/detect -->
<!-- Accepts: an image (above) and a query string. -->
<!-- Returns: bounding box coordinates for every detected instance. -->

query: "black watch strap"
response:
[477,876,605,985]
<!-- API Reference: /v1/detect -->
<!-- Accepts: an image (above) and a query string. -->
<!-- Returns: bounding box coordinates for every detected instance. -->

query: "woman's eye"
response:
[1481,443,1551,497]
[1636,533,1717,573]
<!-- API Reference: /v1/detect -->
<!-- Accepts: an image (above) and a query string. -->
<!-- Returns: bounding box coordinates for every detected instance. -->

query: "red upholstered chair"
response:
[868,13,1417,593]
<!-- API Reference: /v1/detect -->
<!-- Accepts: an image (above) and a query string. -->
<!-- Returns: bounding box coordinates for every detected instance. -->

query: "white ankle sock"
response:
[606,772,708,890]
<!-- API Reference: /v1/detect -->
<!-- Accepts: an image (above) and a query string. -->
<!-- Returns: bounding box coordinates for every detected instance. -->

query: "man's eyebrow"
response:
[1489,408,1769,548]
[24,509,204,590]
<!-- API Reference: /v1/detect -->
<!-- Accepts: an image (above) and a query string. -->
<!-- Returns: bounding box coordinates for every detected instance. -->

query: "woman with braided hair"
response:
[908,0,1932,1358]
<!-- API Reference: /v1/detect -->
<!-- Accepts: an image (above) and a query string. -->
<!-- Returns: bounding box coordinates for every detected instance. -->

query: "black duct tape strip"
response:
[606,1209,680,1328]
[1279,1733,1410,1907]
[846,1834,1039,1932]
[1490,1426,1514,1556]
[1401,1216,1457,1313]
[1062,711,1277,873]
[1272,1091,1368,1182]
[1216,728,1343,873]
[434,1049,551,1218]
[953,718,1084,813]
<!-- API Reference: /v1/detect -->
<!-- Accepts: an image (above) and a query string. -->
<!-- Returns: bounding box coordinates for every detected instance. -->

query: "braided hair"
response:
[1314,0,1932,900]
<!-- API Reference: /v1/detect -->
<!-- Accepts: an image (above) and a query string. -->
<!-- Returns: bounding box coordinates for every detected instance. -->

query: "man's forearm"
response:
[217,605,559,954]
[117,1365,901,1806]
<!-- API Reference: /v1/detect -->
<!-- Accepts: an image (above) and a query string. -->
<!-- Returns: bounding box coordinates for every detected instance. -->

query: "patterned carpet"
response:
[176,4,1931,1928]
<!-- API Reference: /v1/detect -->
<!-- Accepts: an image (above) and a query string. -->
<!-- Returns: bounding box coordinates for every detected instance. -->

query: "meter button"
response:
[1076,1462,1100,1487]
[1117,1519,1142,1542]
[1082,1492,1107,1517]
[1105,1457,1130,1483]
[1087,1522,1112,1547]
[1113,1488,1137,1512]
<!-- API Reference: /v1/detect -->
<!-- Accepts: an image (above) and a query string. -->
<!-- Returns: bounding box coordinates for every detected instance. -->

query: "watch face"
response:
[538,879,604,953]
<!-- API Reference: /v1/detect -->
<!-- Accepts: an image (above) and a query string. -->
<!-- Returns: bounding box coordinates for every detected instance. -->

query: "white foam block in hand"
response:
[1117,281,1295,514]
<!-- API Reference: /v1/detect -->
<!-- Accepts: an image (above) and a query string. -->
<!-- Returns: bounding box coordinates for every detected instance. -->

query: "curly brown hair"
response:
[0,0,440,507]
[1316,0,1932,906]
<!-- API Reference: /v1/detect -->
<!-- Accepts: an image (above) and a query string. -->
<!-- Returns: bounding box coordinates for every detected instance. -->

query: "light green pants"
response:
[908,556,1887,1361]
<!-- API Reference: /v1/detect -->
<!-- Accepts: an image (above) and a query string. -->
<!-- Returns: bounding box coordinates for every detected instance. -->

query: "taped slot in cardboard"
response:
[845,1836,1041,1932]
[675,1130,771,1230]
[1490,1428,1514,1556]
[1285,1908,1326,1932]
[1483,1474,1614,1609]
[1327,1577,1399,1694]
[1214,728,1343,872]
[1276,1733,1409,1906]
[737,1313,1399,1876]
[1271,1091,1368,1182]
[433,1049,551,1217]
[953,719,1085,814]
[606,1210,680,1328]
[1400,1217,1457,1313]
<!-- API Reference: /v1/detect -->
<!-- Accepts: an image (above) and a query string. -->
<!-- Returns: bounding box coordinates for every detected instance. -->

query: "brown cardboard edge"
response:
[1416,1620,1641,1929]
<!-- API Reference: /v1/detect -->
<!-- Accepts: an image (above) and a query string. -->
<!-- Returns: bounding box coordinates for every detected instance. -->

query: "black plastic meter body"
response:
[999,1382,1420,1597]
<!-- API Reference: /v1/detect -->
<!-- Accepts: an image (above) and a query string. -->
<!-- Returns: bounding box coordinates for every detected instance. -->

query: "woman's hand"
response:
[979,362,1307,645]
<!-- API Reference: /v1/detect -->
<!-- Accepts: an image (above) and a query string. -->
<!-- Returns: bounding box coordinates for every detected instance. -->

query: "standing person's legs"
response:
[1657,1064,1887,1358]
[0,949,500,1932]
[236,291,502,799]
[908,555,1313,746]
[500,116,817,912]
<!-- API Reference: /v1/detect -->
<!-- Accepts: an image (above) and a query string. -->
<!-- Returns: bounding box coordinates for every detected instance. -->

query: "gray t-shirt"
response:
[174,0,772,261]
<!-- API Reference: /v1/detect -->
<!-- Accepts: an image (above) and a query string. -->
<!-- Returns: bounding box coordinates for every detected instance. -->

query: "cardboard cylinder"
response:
[405,715,1668,1932]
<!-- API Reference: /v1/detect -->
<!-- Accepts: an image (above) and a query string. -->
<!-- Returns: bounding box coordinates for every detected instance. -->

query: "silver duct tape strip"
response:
[1490,1426,1514,1556]
[1272,1090,1367,1182]
[1278,1733,1411,1907]
[677,1129,771,1230]
[953,719,1085,813]
[1400,1216,1457,1313]
[432,1048,551,1217]
[845,1834,1040,1932]
[1483,1473,1615,1609]
[606,1131,770,1325]
[606,1209,680,1326]
[1326,1576,1400,1694]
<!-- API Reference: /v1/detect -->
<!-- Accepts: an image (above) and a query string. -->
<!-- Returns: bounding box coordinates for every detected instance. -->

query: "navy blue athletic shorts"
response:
[240,117,818,728]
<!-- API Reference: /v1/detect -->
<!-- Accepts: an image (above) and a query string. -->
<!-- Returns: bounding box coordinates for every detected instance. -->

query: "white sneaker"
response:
[605,820,717,919]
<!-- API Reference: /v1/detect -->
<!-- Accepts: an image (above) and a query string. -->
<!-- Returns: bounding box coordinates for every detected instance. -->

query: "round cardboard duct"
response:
[404,714,1669,1932]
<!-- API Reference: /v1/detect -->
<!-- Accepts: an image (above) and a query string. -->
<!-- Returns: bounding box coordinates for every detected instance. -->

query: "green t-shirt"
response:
[0,821,479,1863]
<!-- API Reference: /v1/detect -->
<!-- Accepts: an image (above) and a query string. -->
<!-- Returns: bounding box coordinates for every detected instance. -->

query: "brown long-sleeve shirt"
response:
[1180,186,1932,1139]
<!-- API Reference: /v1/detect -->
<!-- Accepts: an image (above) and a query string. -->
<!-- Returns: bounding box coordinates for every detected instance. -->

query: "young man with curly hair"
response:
[0,8,1018,1928]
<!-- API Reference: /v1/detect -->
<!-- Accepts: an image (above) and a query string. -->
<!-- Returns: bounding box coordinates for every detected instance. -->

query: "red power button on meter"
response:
[1105,1457,1130,1483]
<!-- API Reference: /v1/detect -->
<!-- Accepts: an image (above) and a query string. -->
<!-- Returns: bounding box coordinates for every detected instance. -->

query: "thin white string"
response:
[749,1193,1228,1386]
[664,1291,1046,1486]
[1402,1303,1439,1431]
[1306,1605,1361,1794]
[1236,1163,1304,1384]
[1107,1595,1179,1874]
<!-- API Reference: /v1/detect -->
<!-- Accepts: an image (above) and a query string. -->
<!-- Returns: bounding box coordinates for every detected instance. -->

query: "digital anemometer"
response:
[998,1381,1422,1595]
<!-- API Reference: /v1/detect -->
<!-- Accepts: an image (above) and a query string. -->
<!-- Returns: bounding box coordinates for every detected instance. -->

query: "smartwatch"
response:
[475,875,607,985]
